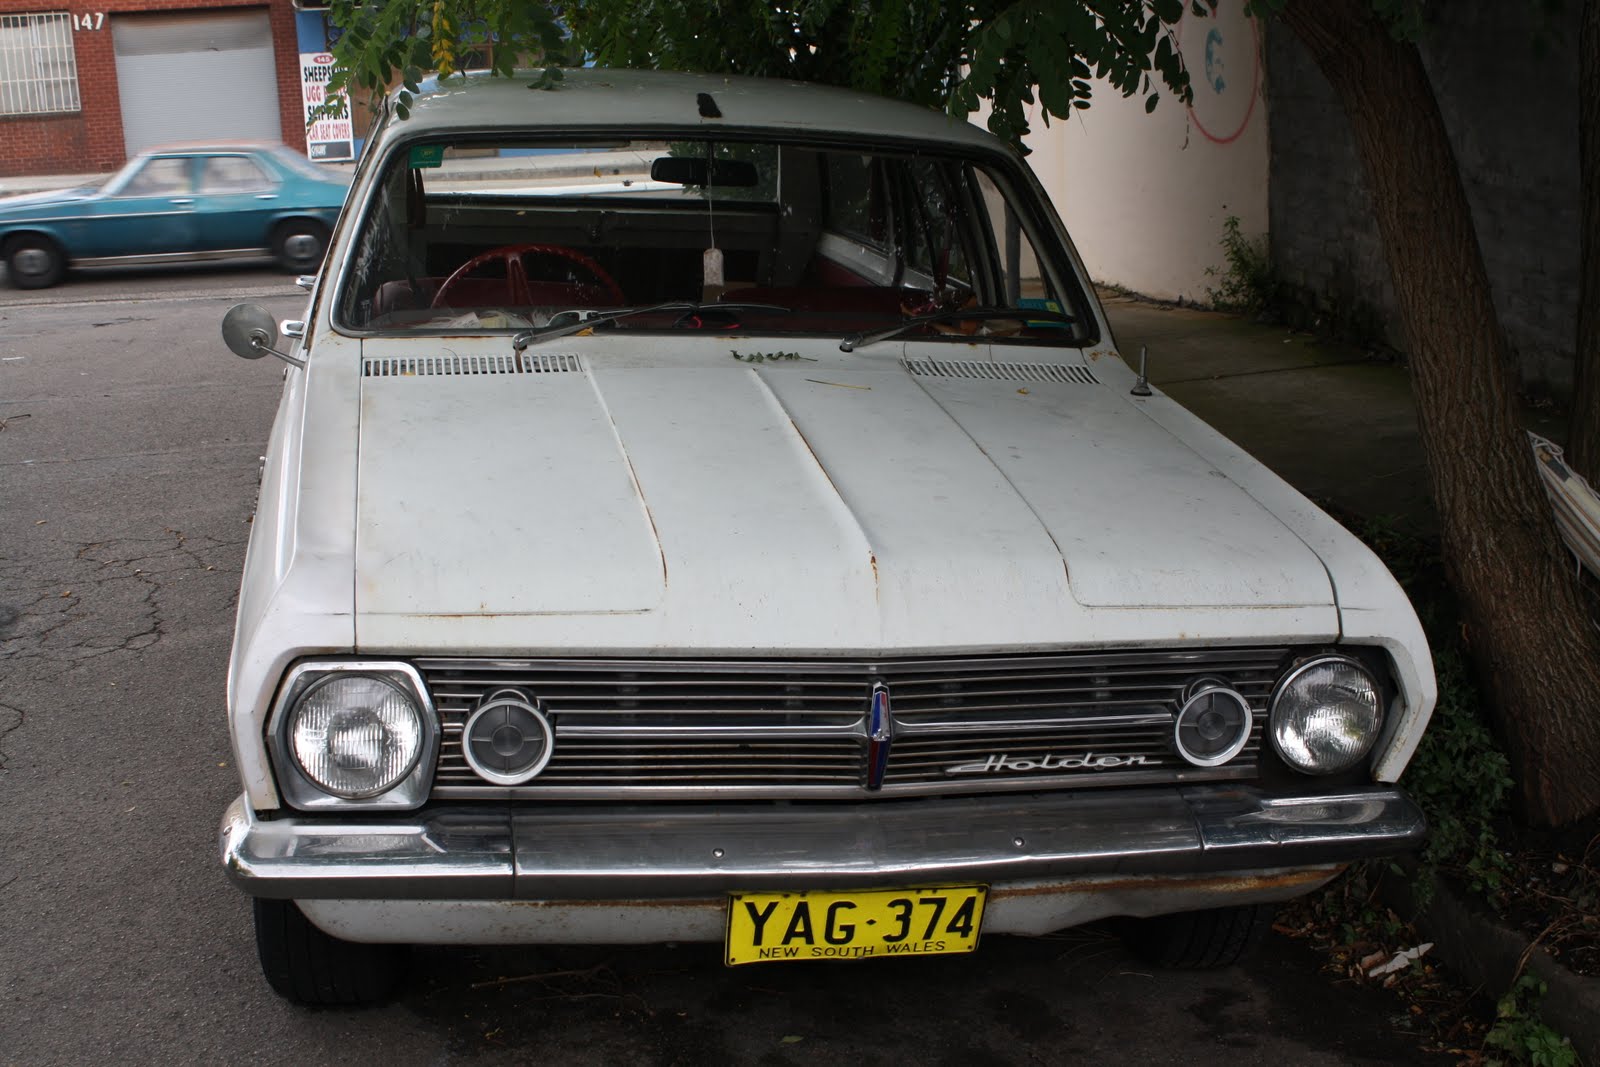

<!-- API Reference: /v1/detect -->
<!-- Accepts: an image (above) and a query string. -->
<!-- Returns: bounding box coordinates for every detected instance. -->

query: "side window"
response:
[199,155,273,194]
[973,166,1059,306]
[822,153,886,249]
[902,159,973,290]
[119,157,192,198]
[341,159,412,327]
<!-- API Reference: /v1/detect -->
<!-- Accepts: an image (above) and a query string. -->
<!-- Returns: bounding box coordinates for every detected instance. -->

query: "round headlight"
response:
[288,674,425,798]
[1269,656,1382,774]
[1174,683,1253,767]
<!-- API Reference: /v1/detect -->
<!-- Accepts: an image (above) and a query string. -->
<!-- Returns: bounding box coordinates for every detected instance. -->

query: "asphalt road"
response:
[0,263,1448,1065]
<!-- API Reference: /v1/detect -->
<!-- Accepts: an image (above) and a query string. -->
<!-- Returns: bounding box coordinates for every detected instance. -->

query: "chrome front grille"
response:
[417,648,1291,800]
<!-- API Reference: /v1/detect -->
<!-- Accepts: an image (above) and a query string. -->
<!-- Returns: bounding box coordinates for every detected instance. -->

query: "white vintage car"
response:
[218,68,1436,1004]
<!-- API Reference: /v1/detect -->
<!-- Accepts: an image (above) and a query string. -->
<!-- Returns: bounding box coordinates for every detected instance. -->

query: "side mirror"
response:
[222,303,305,369]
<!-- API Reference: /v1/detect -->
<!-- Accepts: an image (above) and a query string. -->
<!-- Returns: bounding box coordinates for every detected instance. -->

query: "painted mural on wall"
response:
[1178,1,1262,146]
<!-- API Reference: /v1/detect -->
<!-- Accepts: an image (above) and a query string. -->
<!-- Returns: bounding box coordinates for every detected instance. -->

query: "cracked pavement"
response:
[1,530,247,667]
[0,272,299,1063]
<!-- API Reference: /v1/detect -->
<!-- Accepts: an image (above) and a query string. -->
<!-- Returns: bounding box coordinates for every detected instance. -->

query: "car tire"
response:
[252,897,408,1005]
[4,234,66,289]
[1117,902,1277,969]
[269,219,330,274]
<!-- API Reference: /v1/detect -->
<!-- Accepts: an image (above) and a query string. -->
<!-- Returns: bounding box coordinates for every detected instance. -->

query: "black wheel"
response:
[252,897,408,1005]
[269,219,330,273]
[1118,902,1277,969]
[4,234,65,289]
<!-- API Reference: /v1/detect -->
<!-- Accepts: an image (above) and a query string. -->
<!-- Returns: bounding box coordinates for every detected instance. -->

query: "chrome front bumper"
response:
[220,785,1425,901]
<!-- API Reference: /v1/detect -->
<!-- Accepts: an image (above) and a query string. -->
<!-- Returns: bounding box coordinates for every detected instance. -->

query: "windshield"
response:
[270,144,344,183]
[96,155,150,194]
[336,135,1089,345]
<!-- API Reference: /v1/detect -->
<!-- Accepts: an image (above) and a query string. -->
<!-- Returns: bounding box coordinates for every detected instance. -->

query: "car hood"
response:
[352,354,1336,650]
[0,187,95,216]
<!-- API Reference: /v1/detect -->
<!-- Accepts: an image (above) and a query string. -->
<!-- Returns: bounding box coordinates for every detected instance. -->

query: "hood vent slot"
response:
[364,353,583,377]
[902,358,1098,385]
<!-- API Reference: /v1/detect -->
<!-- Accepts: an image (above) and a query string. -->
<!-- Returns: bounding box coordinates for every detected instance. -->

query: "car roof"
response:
[135,143,283,156]
[398,67,1006,154]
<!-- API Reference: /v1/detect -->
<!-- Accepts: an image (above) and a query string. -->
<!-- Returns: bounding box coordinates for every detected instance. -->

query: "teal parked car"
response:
[0,144,351,289]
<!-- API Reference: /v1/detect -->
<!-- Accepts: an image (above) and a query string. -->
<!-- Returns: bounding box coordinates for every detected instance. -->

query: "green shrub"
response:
[1485,977,1578,1067]
[1204,215,1276,314]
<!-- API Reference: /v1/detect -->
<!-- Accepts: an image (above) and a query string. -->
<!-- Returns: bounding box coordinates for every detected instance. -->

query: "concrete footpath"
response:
[1108,294,1433,529]
[1104,291,1567,538]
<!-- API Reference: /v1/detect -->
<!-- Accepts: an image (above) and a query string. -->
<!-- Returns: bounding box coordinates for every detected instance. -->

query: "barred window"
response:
[0,12,81,116]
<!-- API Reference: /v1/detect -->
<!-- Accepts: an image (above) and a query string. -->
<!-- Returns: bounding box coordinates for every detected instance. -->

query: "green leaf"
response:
[1037,75,1073,118]
[1145,91,1159,113]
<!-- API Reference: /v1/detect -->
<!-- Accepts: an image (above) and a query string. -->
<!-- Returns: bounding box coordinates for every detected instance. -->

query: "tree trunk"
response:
[1279,0,1600,826]
[1568,0,1600,481]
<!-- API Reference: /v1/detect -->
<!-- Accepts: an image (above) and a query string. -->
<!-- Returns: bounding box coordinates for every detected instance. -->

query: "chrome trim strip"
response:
[417,649,1290,675]
[553,723,866,740]
[2,210,193,224]
[73,247,270,267]
[429,763,1257,801]
[866,680,893,789]
[221,785,1425,900]
[899,711,1175,733]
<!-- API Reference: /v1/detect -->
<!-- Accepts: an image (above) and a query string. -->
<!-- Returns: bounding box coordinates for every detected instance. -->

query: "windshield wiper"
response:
[838,305,1078,352]
[512,301,791,351]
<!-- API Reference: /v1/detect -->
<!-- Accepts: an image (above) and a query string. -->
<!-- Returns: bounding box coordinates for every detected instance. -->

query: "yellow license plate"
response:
[725,885,987,966]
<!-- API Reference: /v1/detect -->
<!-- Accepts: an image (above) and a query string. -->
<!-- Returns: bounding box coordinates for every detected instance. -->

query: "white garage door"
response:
[113,10,281,155]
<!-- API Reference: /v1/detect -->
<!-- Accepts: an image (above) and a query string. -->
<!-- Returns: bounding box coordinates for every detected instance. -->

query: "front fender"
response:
[0,222,73,257]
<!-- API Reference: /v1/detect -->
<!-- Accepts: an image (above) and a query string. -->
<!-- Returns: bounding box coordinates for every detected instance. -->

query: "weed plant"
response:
[1485,977,1579,1067]
[1204,216,1276,315]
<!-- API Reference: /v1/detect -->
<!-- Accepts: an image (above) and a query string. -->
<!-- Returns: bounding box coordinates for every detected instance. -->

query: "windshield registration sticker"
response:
[725,886,986,966]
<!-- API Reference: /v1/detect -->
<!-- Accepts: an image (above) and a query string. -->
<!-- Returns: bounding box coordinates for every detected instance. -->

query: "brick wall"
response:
[1266,4,1581,398]
[0,0,306,178]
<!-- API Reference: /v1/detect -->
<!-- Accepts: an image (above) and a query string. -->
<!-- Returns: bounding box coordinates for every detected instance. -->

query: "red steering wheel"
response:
[431,243,625,308]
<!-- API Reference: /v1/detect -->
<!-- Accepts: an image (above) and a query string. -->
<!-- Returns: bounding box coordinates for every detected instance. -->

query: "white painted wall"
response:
[1016,3,1268,304]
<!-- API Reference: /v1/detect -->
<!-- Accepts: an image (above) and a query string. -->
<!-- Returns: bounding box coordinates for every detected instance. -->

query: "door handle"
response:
[255,194,278,200]
[170,198,194,205]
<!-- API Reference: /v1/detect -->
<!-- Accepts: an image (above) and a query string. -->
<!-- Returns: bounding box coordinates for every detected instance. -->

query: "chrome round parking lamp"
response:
[288,674,425,798]
[1269,656,1382,774]
[462,690,554,785]
[1173,682,1253,767]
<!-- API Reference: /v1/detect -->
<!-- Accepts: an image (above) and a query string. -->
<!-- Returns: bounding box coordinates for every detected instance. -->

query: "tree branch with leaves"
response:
[319,0,574,121]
